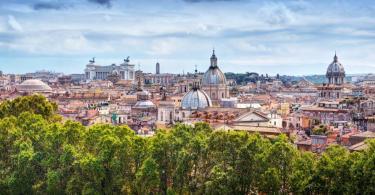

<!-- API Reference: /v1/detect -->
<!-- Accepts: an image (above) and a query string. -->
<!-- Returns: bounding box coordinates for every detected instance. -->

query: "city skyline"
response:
[1,0,375,75]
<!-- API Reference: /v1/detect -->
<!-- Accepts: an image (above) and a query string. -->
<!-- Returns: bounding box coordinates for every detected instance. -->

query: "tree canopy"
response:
[0,95,374,194]
[0,94,58,120]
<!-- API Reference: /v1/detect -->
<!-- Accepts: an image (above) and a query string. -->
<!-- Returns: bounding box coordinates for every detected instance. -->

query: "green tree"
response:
[136,158,159,194]
[312,145,351,194]
[0,95,374,194]
[262,134,297,194]
[290,151,315,193]
[0,94,58,120]
[349,139,375,194]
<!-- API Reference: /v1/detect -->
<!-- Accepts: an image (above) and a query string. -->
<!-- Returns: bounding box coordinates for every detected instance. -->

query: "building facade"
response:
[84,57,135,82]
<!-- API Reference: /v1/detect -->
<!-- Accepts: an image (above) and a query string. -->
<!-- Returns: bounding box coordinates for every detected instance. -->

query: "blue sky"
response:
[0,0,375,75]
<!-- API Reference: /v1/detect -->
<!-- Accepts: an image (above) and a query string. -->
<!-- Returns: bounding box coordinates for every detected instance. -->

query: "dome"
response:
[326,54,345,77]
[181,89,212,110]
[134,100,155,109]
[202,66,227,85]
[202,50,227,86]
[134,86,155,109]
[17,79,52,93]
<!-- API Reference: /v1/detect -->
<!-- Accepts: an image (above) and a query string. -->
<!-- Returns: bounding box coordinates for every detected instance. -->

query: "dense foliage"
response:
[0,95,374,194]
[0,95,59,121]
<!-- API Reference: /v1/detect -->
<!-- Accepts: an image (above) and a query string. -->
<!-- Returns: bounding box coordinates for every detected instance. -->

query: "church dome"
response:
[181,88,212,110]
[202,50,227,86]
[17,79,52,93]
[326,53,345,77]
[134,90,155,109]
[202,67,227,85]
[134,100,155,109]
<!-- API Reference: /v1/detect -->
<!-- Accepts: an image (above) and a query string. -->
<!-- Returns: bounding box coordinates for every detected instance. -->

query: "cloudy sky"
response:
[1,0,375,75]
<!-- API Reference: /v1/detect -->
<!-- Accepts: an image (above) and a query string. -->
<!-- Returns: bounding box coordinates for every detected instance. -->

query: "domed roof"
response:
[134,100,155,109]
[181,88,212,110]
[202,67,227,85]
[17,79,52,93]
[202,50,227,86]
[326,53,345,77]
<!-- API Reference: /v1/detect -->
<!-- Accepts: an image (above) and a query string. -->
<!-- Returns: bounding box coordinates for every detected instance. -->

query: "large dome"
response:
[134,100,155,109]
[181,88,212,110]
[202,67,227,85]
[326,54,345,77]
[202,50,227,86]
[17,79,52,93]
[134,90,155,109]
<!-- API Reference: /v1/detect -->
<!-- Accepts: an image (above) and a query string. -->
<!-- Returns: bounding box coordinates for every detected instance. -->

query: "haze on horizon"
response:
[1,0,375,75]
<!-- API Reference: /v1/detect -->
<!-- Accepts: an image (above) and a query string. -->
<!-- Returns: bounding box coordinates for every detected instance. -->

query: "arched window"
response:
[160,111,163,121]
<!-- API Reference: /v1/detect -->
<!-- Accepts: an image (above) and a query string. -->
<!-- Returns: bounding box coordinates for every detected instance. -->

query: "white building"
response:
[84,57,135,82]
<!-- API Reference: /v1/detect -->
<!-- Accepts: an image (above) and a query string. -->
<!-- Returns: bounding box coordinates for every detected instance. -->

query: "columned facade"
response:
[85,58,135,82]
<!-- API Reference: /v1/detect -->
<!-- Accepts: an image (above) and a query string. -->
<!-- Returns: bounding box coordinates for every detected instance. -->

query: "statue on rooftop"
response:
[124,56,130,63]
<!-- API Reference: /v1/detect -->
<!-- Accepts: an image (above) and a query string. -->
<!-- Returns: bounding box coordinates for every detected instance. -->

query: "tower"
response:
[156,62,160,74]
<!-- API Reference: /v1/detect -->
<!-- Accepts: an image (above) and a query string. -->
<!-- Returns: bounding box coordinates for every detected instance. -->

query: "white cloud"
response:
[258,2,295,26]
[147,39,183,56]
[5,31,113,55]
[1,0,375,74]
[7,15,23,32]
